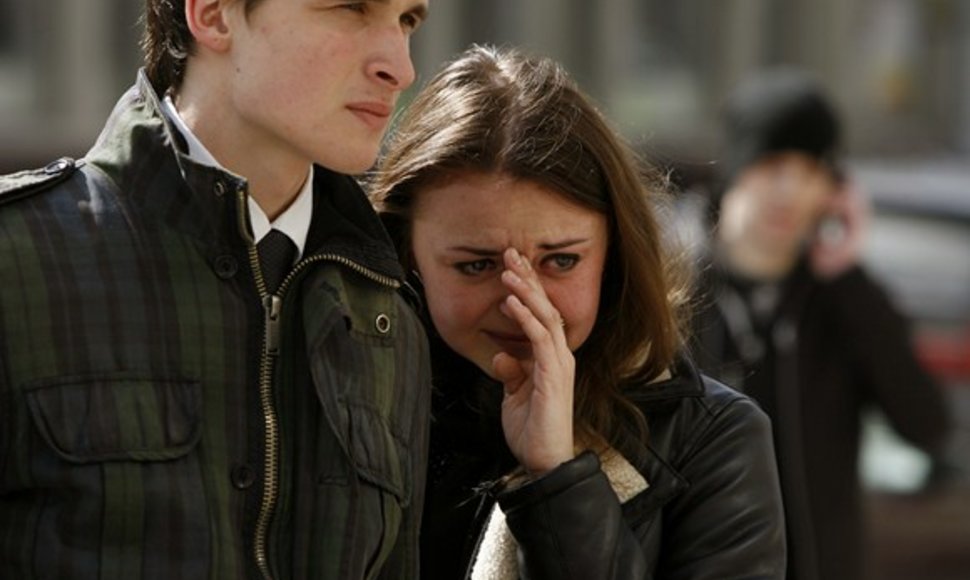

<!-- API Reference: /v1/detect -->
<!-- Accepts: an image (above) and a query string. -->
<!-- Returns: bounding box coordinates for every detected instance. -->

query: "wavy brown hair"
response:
[371,45,689,445]
[141,0,264,92]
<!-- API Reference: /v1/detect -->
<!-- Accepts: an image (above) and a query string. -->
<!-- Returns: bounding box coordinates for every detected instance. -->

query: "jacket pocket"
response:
[338,400,409,502]
[24,373,202,463]
[302,271,416,506]
[14,373,211,579]
[305,308,411,505]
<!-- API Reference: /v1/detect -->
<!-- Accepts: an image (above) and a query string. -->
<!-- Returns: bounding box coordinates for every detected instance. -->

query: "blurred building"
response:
[3,0,970,172]
[0,0,142,172]
[414,0,970,161]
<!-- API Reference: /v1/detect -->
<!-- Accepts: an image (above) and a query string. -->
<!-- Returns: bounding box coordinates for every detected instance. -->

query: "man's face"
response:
[720,151,835,257]
[223,0,427,174]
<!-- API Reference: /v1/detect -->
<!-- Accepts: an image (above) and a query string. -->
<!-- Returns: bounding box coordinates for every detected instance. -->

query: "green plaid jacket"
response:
[0,72,431,580]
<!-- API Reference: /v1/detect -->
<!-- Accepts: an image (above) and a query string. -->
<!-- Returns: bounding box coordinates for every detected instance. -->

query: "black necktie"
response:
[258,229,296,294]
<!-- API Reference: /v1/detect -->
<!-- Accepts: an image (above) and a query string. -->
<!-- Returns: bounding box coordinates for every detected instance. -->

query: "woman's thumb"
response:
[492,352,526,393]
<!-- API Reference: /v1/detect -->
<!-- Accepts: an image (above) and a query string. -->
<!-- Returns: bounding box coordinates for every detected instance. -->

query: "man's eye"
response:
[339,3,367,14]
[401,13,420,32]
[455,259,495,276]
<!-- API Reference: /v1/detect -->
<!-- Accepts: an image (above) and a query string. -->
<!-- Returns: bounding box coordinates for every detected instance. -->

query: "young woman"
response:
[371,45,786,579]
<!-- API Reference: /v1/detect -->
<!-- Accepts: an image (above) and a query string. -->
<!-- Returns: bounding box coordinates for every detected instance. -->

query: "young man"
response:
[689,69,950,580]
[0,1,432,578]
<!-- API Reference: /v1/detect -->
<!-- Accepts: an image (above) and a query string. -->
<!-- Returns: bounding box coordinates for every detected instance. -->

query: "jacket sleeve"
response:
[658,396,786,579]
[497,450,650,580]
[496,395,786,580]
[829,267,951,453]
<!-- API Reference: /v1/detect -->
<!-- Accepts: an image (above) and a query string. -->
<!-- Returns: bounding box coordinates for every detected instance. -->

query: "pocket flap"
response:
[302,270,413,504]
[25,374,202,463]
[341,400,409,503]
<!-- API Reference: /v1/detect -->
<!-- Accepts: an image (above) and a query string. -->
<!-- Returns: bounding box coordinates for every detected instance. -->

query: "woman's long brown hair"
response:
[371,45,689,446]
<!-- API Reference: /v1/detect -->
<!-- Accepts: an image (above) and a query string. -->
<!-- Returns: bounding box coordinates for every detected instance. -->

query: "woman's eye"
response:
[455,259,496,276]
[546,254,580,271]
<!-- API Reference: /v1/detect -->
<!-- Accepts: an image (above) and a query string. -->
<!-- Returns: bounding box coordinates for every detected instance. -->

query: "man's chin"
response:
[314,146,380,175]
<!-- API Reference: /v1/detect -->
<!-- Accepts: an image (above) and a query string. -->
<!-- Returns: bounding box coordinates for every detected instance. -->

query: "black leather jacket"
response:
[421,356,786,579]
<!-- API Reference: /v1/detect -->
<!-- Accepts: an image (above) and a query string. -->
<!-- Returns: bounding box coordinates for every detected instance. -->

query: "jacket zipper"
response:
[245,238,399,580]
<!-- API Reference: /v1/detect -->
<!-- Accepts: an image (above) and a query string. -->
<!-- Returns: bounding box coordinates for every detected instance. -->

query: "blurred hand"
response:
[810,179,870,280]
[492,248,576,477]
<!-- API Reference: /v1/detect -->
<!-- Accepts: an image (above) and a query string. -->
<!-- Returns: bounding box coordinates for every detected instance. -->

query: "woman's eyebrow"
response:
[447,246,501,256]
[447,239,590,254]
[538,238,589,251]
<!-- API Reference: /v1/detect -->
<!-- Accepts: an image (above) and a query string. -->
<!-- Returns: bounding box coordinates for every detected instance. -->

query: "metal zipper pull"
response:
[263,294,282,356]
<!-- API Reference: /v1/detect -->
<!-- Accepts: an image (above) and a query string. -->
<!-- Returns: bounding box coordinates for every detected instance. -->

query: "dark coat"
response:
[0,71,432,579]
[690,258,950,580]
[421,354,787,579]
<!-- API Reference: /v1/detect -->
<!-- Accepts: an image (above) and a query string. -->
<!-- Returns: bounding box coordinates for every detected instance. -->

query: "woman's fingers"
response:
[500,248,568,351]
[500,293,568,380]
[494,247,576,475]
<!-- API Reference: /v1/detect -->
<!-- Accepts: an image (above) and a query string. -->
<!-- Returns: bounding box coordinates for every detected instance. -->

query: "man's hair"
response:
[142,0,264,92]
[721,68,842,185]
[371,45,691,447]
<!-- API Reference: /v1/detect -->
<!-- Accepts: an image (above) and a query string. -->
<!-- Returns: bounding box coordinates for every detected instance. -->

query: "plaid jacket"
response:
[0,72,431,580]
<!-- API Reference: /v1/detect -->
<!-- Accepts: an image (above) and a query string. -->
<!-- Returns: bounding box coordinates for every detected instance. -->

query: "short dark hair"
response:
[141,0,265,92]
[721,68,842,184]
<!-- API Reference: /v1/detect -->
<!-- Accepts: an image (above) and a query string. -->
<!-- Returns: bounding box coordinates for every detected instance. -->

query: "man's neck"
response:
[173,73,312,221]
[718,237,798,283]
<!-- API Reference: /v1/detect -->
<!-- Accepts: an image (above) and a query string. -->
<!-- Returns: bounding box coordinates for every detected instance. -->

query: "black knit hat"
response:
[720,68,841,185]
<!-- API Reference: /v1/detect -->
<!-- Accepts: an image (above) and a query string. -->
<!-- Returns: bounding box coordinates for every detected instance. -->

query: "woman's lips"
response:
[485,331,533,359]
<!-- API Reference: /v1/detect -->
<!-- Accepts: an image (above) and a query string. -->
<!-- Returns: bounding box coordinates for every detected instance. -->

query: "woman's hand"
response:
[492,248,576,477]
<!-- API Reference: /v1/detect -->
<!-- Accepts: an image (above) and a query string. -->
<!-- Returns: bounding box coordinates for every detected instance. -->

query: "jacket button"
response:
[375,313,391,334]
[213,255,238,279]
[213,181,227,197]
[44,157,74,174]
[231,464,256,490]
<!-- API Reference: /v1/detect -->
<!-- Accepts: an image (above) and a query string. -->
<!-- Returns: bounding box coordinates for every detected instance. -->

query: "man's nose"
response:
[367,29,416,91]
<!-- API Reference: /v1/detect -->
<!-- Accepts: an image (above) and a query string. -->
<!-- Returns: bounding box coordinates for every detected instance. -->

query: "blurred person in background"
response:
[372,45,786,580]
[0,0,432,578]
[688,68,951,580]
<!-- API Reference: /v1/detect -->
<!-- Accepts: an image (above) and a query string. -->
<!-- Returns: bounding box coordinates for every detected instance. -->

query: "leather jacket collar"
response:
[615,357,708,525]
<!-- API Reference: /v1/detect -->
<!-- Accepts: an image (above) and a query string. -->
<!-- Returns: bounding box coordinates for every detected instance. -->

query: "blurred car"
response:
[851,158,970,580]
[854,160,970,391]
[852,159,970,486]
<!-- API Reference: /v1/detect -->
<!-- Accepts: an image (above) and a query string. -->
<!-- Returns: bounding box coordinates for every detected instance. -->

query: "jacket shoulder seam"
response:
[0,157,83,208]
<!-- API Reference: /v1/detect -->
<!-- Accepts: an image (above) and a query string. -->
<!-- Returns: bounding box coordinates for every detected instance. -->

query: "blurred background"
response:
[1,0,968,577]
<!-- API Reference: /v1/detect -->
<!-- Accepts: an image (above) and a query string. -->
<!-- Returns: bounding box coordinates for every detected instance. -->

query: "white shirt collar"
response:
[161,95,313,260]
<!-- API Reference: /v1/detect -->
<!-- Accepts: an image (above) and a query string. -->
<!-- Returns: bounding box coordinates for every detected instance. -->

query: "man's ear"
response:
[185,0,232,52]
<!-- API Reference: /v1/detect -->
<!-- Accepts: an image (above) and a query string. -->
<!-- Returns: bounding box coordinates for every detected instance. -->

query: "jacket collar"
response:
[82,70,403,281]
[611,356,705,526]
[625,355,706,403]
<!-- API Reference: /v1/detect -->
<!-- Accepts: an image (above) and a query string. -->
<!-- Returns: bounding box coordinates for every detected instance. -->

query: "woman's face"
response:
[410,171,609,377]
